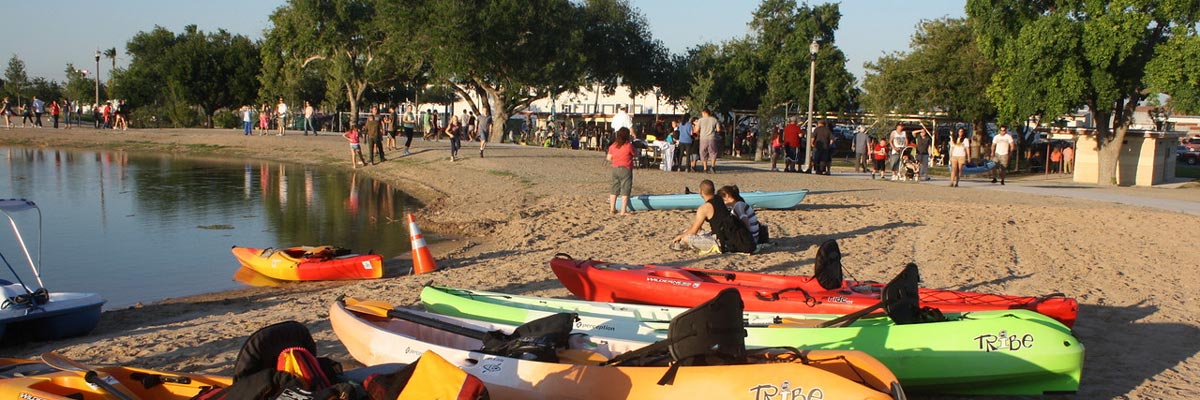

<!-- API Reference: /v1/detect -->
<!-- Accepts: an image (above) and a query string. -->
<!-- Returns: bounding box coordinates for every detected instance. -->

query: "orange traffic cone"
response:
[408,213,437,274]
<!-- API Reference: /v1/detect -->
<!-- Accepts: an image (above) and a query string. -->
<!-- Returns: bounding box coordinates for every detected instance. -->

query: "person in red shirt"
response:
[342,123,368,169]
[606,127,636,215]
[871,137,888,179]
[783,117,801,172]
[49,101,61,128]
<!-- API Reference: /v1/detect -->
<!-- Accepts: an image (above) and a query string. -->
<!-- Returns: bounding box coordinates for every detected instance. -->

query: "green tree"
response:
[262,0,410,119]
[422,0,666,134]
[26,78,63,102]
[119,25,261,128]
[1146,33,1200,115]
[103,47,118,87]
[64,64,92,103]
[4,55,28,103]
[861,18,997,137]
[966,0,1199,185]
[751,1,858,116]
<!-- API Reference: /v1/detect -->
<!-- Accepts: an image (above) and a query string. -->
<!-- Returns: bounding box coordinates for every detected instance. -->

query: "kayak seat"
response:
[597,263,644,271]
[648,270,701,281]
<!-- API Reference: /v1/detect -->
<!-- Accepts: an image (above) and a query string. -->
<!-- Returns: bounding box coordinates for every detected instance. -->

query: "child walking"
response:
[343,124,368,169]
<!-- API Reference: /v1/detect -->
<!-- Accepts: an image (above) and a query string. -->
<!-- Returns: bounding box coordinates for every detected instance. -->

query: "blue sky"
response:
[0,0,964,84]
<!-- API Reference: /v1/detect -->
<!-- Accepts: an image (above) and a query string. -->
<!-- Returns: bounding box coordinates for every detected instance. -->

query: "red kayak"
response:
[550,243,1077,327]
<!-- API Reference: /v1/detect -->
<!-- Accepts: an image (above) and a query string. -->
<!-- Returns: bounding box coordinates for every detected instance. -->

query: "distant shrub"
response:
[213,109,240,129]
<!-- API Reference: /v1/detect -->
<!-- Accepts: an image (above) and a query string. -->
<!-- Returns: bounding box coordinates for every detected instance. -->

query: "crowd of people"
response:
[1,96,126,130]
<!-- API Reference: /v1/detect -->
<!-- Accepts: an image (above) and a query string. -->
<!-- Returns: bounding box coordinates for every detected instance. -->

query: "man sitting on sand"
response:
[670,179,756,254]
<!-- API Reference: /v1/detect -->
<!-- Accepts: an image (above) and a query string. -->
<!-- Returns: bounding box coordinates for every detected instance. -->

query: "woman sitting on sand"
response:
[720,185,766,244]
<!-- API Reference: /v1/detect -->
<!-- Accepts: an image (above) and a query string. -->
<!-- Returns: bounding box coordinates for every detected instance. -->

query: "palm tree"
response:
[103,48,117,88]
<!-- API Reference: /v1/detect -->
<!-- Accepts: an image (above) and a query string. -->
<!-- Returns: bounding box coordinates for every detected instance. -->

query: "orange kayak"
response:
[0,358,231,400]
[231,245,382,281]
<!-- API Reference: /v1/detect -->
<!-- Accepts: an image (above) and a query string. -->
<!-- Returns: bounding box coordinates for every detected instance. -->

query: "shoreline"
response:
[4,127,1200,399]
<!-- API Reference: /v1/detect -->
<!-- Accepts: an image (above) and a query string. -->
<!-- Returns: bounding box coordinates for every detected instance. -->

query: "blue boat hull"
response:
[628,189,808,211]
[0,292,105,346]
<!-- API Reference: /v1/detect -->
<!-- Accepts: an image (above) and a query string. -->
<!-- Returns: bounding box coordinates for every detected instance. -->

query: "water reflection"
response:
[1,146,419,308]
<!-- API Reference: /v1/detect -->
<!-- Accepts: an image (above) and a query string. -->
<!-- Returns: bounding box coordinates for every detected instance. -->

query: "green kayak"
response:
[421,285,1083,395]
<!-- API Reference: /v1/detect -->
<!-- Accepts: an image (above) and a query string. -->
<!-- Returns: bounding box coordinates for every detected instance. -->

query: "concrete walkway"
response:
[846,167,1200,216]
[711,158,1200,216]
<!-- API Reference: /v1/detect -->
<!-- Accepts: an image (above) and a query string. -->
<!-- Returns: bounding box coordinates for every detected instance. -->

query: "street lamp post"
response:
[94,50,101,128]
[803,39,819,173]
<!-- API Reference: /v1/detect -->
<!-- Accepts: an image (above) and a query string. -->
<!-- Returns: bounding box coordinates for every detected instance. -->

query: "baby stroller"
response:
[900,146,920,181]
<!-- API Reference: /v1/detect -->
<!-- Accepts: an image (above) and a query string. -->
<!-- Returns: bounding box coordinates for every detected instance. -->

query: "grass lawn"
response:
[1178,165,1200,180]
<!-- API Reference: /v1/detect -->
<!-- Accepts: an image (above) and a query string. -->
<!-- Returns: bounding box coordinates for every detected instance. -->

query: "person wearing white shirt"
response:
[888,123,908,180]
[275,98,289,136]
[991,125,1014,185]
[611,105,633,136]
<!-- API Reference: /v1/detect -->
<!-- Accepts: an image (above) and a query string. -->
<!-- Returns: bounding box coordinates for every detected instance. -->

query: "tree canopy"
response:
[861,17,996,130]
[966,0,1200,185]
[262,0,419,119]
[119,25,261,127]
[4,55,28,102]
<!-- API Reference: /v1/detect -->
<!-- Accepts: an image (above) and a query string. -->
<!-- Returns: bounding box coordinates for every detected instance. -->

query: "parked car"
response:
[1178,145,1200,166]
[1183,137,1200,152]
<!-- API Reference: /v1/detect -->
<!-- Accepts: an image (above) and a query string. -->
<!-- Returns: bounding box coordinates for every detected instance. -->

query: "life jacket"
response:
[192,321,351,400]
[363,351,488,400]
[706,197,755,254]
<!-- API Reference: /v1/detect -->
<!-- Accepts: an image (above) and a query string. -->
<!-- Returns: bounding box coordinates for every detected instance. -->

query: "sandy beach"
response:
[3,126,1199,399]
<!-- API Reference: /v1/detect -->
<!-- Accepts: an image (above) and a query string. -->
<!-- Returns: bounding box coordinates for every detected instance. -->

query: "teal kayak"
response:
[420,285,1083,395]
[628,189,808,211]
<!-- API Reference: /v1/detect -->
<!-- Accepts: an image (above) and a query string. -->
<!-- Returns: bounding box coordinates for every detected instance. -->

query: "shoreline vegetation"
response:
[4,127,1200,399]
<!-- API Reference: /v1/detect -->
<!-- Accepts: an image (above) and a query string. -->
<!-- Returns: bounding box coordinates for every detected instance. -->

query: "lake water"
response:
[1,146,417,309]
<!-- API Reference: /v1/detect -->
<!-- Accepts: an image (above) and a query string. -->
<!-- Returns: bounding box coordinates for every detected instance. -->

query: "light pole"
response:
[94,49,101,127]
[803,39,819,173]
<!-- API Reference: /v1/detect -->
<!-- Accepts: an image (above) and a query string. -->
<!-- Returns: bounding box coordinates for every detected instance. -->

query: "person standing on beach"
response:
[871,137,887,179]
[466,111,478,142]
[401,106,416,155]
[991,125,1014,185]
[275,97,288,136]
[114,100,128,130]
[1,97,12,128]
[697,109,721,173]
[606,127,635,215]
[343,123,367,169]
[888,123,908,180]
[677,117,694,172]
[258,103,270,135]
[854,126,870,173]
[62,99,73,129]
[1063,145,1074,174]
[783,116,801,172]
[915,126,932,180]
[302,101,316,136]
[769,126,783,171]
[444,115,463,161]
[240,105,253,135]
[949,128,971,187]
[420,109,432,141]
[430,109,441,142]
[478,109,492,158]
[31,97,45,128]
[48,100,60,128]
[812,119,833,175]
[612,105,633,137]
[364,115,385,164]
